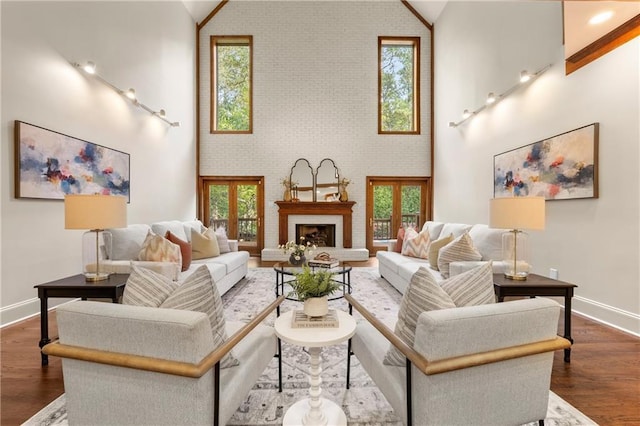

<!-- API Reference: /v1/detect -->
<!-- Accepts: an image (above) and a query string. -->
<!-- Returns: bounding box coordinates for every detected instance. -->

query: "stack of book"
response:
[308,257,339,268]
[291,309,339,328]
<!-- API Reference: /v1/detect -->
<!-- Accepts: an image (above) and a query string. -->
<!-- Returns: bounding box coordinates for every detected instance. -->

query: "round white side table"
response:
[274,310,356,426]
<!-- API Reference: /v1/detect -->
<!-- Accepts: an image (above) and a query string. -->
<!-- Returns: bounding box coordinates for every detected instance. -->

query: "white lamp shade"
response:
[489,197,545,230]
[65,194,127,230]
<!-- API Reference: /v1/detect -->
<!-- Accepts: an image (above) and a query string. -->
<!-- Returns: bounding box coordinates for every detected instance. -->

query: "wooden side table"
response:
[34,273,129,366]
[274,310,356,426]
[493,273,577,362]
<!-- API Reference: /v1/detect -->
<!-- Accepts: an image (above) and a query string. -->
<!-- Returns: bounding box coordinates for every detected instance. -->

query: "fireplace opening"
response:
[295,224,336,248]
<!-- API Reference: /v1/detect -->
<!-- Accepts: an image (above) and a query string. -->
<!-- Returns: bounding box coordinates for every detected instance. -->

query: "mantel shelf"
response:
[275,201,356,248]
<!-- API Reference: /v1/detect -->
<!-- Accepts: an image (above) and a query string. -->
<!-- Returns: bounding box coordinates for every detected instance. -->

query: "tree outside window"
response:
[211,36,252,133]
[379,37,420,134]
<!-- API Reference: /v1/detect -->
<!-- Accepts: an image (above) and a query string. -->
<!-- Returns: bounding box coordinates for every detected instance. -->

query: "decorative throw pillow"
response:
[160,265,239,368]
[138,231,182,266]
[437,232,482,279]
[428,233,454,270]
[191,227,220,259]
[394,228,405,253]
[215,226,231,253]
[165,231,192,272]
[122,266,178,307]
[383,267,456,366]
[440,261,496,307]
[401,227,431,259]
[130,260,180,281]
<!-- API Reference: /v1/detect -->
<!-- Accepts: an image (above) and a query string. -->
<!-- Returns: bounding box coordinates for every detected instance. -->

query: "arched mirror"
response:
[315,158,340,202]
[290,158,314,202]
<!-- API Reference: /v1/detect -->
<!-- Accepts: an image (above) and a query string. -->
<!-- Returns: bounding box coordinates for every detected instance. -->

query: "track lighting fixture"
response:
[448,64,551,128]
[72,61,180,127]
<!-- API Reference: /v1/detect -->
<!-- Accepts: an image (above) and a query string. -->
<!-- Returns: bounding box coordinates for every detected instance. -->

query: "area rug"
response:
[23,267,597,426]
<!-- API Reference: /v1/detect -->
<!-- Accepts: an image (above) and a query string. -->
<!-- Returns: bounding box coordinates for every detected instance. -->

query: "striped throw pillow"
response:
[437,232,482,278]
[160,265,239,368]
[123,266,178,307]
[401,228,431,259]
[441,261,496,306]
[427,233,454,270]
[383,267,456,366]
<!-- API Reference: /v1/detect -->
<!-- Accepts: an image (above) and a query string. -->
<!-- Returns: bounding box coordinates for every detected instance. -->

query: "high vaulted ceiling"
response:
[181,0,447,26]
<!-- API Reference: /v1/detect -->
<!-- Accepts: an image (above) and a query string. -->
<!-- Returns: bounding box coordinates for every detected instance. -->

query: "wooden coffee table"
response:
[493,273,577,362]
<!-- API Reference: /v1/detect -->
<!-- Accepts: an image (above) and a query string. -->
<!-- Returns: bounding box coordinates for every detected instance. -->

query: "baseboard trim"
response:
[573,295,640,337]
[0,297,75,328]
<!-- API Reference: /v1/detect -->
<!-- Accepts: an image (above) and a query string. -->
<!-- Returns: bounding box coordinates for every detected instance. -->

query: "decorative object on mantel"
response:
[338,177,351,202]
[279,237,316,266]
[291,265,341,317]
[72,61,180,127]
[493,123,598,200]
[280,177,296,202]
[448,64,552,128]
[14,121,131,201]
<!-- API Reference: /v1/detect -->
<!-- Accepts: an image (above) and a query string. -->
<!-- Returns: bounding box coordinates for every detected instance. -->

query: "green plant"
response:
[291,266,340,301]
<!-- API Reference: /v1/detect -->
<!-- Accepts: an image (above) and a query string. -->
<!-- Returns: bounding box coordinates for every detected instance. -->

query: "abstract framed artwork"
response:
[14,120,130,201]
[494,123,599,200]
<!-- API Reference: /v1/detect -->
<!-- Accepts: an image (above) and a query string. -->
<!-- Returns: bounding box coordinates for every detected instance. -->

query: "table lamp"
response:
[65,194,127,281]
[489,196,545,280]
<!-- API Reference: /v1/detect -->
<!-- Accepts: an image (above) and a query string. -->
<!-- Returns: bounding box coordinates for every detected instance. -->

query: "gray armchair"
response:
[43,295,284,426]
[345,295,571,426]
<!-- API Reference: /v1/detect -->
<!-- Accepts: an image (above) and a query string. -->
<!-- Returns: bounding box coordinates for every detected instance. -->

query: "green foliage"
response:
[381,44,415,132]
[372,185,421,219]
[291,266,340,301]
[216,44,250,131]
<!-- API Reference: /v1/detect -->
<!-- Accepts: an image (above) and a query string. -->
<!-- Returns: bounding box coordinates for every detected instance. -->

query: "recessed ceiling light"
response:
[589,11,614,25]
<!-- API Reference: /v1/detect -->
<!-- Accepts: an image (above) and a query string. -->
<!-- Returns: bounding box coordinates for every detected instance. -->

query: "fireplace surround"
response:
[275,201,355,248]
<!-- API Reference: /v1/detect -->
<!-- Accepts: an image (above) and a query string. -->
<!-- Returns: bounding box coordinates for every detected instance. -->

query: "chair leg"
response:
[406,359,412,426]
[539,420,544,426]
[214,362,221,426]
[278,337,283,393]
[346,338,352,389]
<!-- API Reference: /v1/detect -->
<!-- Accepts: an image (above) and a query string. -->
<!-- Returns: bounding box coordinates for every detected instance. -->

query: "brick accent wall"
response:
[199,1,432,249]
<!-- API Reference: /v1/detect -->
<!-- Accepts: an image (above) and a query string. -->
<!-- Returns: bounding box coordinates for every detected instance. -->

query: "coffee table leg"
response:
[304,347,327,426]
[38,291,50,366]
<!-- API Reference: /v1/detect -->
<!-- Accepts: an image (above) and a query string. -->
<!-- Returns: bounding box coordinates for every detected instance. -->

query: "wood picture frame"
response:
[14,120,130,201]
[494,123,599,200]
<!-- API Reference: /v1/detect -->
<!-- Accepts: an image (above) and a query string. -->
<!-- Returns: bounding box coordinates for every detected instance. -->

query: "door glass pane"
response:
[401,185,421,230]
[237,184,257,243]
[373,185,393,241]
[208,184,229,230]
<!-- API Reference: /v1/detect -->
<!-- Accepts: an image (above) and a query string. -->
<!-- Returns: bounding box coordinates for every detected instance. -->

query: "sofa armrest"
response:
[43,295,286,378]
[228,239,239,252]
[345,294,570,376]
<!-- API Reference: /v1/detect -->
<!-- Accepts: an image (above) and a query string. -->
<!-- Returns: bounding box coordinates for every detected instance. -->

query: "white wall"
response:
[198,1,432,249]
[434,1,639,334]
[0,1,197,326]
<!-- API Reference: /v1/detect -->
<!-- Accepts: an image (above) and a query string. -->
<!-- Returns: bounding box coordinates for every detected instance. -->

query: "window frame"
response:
[378,36,421,135]
[210,35,253,134]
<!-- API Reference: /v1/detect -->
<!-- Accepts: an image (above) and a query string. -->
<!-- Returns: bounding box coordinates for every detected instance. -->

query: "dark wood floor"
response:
[2,259,639,425]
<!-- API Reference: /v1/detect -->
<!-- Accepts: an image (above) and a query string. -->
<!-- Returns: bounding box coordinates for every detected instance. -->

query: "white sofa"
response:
[377,221,508,294]
[103,220,250,296]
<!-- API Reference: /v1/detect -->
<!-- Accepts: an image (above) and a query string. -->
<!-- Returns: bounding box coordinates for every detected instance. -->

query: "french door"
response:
[199,176,264,256]
[366,177,431,254]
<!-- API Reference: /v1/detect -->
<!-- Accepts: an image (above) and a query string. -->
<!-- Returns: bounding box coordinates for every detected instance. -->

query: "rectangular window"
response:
[211,36,253,133]
[378,37,420,134]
